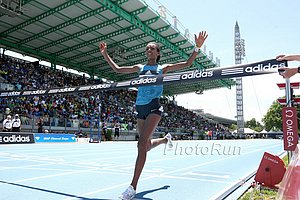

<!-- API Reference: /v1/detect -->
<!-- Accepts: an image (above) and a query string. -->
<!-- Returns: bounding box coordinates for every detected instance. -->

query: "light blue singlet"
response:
[135,65,163,105]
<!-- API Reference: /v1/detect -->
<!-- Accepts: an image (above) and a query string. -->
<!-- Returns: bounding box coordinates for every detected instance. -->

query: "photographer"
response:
[12,114,21,132]
[3,115,12,132]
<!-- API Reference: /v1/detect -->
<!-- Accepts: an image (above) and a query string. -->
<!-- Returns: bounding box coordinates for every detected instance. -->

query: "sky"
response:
[2,0,300,123]
[145,0,300,122]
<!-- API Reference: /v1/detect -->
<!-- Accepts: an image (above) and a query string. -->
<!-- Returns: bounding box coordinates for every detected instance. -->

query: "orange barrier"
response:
[277,145,300,200]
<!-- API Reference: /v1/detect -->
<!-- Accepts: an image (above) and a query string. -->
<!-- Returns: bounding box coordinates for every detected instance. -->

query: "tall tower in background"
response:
[234,21,246,135]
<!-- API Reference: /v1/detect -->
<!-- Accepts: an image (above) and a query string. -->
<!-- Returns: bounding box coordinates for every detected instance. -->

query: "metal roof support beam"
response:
[90,27,175,66]
[34,7,108,50]
[50,60,56,70]
[21,0,38,5]
[95,0,204,69]
[39,5,146,54]
[37,5,145,51]
[28,10,115,46]
[72,25,171,68]
[0,0,81,36]
[0,39,84,72]
[219,79,234,89]
[0,0,33,17]
[69,15,160,61]
[54,25,136,56]
[78,32,148,66]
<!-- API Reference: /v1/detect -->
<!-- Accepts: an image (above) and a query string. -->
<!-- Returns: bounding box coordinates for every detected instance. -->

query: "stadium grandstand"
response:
[0,0,236,140]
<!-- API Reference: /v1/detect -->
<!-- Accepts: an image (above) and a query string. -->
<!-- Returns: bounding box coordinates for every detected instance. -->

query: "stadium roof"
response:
[0,0,235,96]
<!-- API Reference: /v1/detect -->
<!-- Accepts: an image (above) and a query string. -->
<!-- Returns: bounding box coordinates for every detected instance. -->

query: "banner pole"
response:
[285,78,291,107]
[285,78,292,163]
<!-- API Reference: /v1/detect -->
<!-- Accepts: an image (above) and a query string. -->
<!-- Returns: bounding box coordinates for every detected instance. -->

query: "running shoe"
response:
[165,133,173,148]
[118,185,136,200]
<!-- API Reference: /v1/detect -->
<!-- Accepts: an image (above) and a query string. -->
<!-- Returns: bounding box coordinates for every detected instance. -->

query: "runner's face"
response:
[145,43,159,59]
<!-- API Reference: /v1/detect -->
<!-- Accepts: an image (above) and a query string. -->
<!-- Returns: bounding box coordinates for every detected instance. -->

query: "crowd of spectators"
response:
[0,55,230,136]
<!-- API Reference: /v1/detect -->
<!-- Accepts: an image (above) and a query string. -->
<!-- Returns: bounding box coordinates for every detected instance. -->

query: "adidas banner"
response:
[0,133,35,144]
[0,59,287,98]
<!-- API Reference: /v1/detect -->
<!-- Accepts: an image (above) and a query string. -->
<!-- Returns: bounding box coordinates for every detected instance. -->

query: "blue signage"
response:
[34,133,76,143]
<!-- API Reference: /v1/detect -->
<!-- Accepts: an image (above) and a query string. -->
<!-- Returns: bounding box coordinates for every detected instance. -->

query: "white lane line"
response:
[2,167,134,184]
[183,172,230,179]
[0,163,56,171]
[62,175,158,200]
[8,170,93,183]
[17,167,77,172]
[161,175,233,184]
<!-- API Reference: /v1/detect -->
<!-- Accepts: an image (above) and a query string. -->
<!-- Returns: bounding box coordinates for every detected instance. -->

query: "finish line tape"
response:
[0,59,287,98]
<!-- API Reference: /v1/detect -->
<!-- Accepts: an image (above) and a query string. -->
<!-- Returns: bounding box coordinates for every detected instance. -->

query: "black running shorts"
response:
[136,98,163,120]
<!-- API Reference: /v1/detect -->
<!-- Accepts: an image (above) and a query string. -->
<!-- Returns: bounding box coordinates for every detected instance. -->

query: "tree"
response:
[262,101,284,132]
[245,118,264,132]
[229,123,237,132]
[263,99,300,132]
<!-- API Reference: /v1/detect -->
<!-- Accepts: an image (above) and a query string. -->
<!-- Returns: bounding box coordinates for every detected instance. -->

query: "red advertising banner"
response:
[282,107,299,151]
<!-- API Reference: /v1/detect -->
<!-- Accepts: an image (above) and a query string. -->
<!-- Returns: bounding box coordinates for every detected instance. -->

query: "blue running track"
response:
[0,139,283,200]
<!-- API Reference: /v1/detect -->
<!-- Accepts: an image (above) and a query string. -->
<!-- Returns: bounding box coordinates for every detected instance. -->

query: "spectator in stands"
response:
[276,54,300,78]
[99,31,208,200]
[5,107,11,115]
[114,121,120,140]
[76,129,84,138]
[12,114,21,132]
[37,118,43,133]
[102,122,108,141]
[208,130,213,140]
[3,115,12,132]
